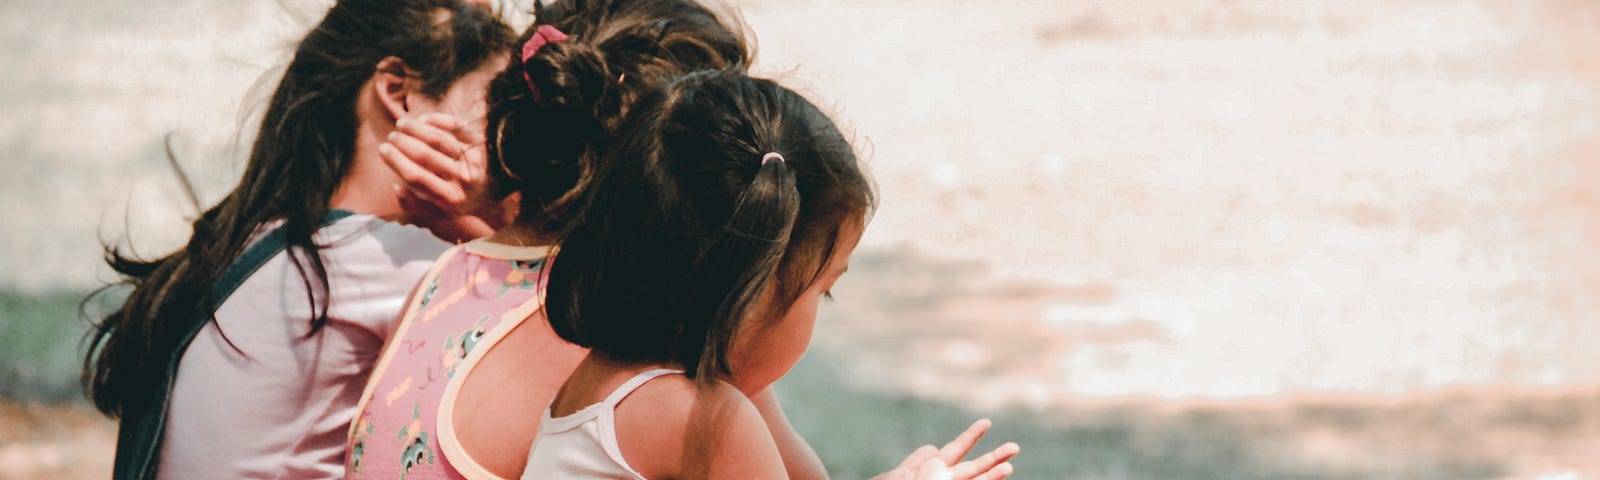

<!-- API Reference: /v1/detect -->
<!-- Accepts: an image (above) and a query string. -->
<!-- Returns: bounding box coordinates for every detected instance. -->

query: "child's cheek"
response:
[726,302,816,394]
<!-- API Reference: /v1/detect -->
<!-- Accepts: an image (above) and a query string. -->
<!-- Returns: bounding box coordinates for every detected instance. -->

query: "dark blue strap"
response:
[113,209,357,480]
[205,209,356,309]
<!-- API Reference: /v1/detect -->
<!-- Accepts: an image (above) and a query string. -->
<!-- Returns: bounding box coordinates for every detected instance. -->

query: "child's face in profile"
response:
[727,219,864,394]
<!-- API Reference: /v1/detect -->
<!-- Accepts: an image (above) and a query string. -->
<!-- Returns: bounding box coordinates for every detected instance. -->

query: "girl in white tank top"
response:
[520,71,1018,479]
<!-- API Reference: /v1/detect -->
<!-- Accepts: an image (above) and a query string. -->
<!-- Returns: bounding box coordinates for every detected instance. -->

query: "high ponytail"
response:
[494,38,618,224]
[484,0,749,234]
[693,154,800,378]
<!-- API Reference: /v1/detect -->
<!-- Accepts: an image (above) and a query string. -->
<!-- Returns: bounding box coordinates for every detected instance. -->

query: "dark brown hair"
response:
[82,0,515,417]
[483,0,750,234]
[544,70,874,383]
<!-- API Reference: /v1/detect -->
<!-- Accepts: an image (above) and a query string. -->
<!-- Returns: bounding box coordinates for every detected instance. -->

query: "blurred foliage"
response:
[0,289,111,402]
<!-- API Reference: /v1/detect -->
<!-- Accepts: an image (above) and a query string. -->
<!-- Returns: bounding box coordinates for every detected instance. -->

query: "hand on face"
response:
[381,113,488,216]
[381,113,503,242]
[374,52,507,241]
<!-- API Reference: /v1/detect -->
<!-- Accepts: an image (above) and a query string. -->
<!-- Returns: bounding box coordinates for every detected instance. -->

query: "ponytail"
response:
[692,152,799,378]
[543,71,875,386]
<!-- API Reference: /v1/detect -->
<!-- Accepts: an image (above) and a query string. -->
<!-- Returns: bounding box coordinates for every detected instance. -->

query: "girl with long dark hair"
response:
[83,1,514,477]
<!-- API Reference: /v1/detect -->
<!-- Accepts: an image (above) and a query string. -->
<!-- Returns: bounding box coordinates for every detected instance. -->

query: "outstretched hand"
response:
[380,113,500,241]
[872,419,1019,480]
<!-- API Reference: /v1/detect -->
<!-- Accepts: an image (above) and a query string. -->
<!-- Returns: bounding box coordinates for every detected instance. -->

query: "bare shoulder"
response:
[614,376,787,479]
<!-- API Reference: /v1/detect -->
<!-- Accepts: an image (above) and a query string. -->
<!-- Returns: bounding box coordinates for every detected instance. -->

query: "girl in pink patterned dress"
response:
[344,0,767,478]
[346,239,579,480]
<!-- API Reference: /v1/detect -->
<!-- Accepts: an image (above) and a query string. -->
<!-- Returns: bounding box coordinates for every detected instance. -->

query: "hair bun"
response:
[498,38,616,230]
[522,40,613,117]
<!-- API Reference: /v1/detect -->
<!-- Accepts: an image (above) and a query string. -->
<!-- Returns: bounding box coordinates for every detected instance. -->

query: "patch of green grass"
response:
[0,289,103,402]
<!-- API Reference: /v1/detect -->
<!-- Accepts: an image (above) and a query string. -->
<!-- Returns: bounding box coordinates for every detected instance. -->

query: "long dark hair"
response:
[545,70,875,383]
[83,0,514,418]
[484,0,749,234]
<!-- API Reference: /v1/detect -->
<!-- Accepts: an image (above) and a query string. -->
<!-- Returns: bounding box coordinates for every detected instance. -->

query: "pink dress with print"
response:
[345,240,552,479]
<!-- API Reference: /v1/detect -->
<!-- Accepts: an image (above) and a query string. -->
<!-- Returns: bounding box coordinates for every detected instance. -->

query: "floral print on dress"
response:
[496,258,545,298]
[442,315,490,378]
[348,418,373,477]
[343,243,550,480]
[395,403,435,479]
[418,277,441,310]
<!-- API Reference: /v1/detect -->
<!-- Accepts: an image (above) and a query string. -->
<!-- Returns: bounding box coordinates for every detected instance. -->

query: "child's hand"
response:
[381,113,489,217]
[871,419,1018,480]
[380,113,500,240]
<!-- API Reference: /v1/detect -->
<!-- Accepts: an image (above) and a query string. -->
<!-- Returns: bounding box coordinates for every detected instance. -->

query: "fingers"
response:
[937,419,992,465]
[414,111,460,130]
[384,112,492,211]
[419,112,486,149]
[390,118,468,183]
[888,422,1018,480]
[949,442,1018,480]
[380,142,465,210]
[412,113,487,184]
[897,445,939,471]
[969,462,1013,480]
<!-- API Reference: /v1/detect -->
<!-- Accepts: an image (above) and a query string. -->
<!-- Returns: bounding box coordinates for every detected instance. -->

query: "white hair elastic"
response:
[762,152,785,165]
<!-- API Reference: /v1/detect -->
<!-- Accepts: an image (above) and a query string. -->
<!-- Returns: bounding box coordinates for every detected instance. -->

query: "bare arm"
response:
[617,378,790,479]
[750,387,828,480]
[691,387,791,479]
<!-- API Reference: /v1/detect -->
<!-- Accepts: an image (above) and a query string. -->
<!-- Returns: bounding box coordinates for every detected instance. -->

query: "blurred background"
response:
[2,0,1598,478]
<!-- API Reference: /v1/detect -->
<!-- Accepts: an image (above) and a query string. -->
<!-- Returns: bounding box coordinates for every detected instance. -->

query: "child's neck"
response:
[585,351,659,372]
[485,220,558,247]
[330,122,404,220]
[551,351,671,415]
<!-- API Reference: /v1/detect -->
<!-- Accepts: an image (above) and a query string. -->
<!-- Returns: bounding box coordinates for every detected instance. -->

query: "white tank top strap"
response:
[601,368,683,407]
[525,368,683,480]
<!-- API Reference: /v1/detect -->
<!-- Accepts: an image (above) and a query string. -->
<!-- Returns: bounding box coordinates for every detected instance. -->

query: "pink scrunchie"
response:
[521,24,570,101]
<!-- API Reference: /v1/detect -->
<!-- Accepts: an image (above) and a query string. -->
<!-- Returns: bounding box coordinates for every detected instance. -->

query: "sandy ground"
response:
[0,402,114,480]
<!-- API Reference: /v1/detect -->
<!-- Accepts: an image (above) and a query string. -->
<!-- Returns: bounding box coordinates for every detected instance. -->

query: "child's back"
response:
[348,239,585,479]
[161,215,449,478]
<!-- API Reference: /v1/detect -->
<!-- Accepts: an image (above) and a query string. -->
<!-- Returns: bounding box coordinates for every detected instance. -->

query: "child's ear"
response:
[372,56,416,121]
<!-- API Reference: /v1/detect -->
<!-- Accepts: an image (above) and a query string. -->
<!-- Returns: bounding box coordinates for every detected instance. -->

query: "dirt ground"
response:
[0,402,114,480]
